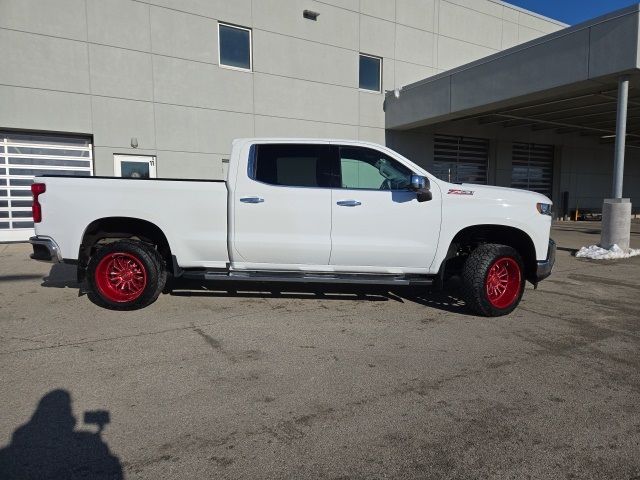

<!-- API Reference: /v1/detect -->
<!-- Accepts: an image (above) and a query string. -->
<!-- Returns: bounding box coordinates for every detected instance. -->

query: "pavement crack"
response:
[0,310,261,356]
[0,326,190,356]
[1,305,326,356]
[192,327,222,351]
[567,273,640,289]
[1,335,47,344]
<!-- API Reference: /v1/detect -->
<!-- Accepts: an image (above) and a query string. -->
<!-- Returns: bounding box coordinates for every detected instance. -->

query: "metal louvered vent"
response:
[433,135,489,184]
[511,143,554,199]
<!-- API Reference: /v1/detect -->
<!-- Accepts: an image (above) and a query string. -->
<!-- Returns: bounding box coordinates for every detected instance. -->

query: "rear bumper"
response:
[535,238,556,283]
[29,236,62,263]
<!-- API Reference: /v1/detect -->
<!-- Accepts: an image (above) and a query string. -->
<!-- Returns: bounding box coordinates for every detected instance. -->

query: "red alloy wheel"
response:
[484,257,521,309]
[94,252,147,303]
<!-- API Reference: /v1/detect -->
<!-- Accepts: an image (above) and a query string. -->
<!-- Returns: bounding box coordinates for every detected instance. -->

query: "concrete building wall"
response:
[0,0,564,179]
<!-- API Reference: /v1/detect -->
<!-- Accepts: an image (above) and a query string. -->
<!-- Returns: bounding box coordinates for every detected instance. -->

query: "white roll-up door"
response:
[0,132,93,242]
[511,143,554,199]
[433,135,489,184]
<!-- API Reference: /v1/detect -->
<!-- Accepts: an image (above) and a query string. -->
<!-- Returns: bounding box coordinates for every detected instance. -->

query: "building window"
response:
[218,23,252,71]
[433,135,489,184]
[359,54,381,92]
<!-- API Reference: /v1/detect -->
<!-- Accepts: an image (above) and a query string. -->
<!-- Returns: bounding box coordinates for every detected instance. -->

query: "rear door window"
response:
[252,144,335,188]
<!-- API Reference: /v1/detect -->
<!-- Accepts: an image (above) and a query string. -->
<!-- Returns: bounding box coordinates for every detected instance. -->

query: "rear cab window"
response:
[250,144,335,188]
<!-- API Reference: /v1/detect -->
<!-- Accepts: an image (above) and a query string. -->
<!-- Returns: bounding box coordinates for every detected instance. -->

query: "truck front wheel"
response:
[462,244,525,317]
[87,239,166,310]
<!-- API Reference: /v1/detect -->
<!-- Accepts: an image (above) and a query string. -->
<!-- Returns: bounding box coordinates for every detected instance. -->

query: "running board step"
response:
[182,270,434,286]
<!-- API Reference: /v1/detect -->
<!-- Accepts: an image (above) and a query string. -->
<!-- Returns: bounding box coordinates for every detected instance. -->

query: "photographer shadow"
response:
[0,389,122,480]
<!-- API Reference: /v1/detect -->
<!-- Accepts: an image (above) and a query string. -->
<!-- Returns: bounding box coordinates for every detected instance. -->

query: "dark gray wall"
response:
[385,5,640,130]
[389,120,640,213]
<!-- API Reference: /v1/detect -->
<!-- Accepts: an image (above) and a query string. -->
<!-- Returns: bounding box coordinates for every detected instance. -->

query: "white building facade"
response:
[0,0,566,241]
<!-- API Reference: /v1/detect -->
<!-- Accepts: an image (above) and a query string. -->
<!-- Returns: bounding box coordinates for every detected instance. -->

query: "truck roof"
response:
[232,138,385,148]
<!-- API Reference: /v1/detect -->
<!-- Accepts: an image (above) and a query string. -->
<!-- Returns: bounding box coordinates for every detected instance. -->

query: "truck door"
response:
[232,143,334,268]
[329,145,441,273]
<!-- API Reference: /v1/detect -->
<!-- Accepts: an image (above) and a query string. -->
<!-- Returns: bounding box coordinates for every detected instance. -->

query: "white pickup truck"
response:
[29,138,555,316]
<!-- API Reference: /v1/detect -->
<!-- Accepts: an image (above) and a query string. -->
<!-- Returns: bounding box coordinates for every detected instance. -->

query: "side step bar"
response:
[181,270,434,286]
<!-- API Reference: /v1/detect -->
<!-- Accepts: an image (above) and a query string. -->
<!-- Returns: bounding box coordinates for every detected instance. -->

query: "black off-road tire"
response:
[87,239,167,311]
[461,243,525,317]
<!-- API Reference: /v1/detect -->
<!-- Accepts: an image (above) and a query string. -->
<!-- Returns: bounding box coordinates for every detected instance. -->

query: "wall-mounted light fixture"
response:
[131,137,138,148]
[303,10,319,21]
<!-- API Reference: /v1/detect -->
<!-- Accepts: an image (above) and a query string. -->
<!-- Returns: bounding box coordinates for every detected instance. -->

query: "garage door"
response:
[511,143,554,199]
[0,132,93,242]
[433,135,489,184]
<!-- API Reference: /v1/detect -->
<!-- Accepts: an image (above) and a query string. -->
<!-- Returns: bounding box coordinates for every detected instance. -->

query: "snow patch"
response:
[576,244,640,260]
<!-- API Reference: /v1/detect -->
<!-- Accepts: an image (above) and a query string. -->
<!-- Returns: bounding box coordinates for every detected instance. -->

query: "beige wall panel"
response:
[89,44,154,101]
[157,151,225,179]
[253,0,359,50]
[439,1,503,50]
[0,0,87,41]
[154,104,253,153]
[358,126,386,144]
[360,0,396,21]
[253,30,357,88]
[150,6,218,63]
[359,91,385,128]
[253,73,359,125]
[0,85,91,134]
[146,0,252,26]
[254,116,358,139]
[91,97,156,149]
[87,0,151,51]
[395,25,435,66]
[153,56,254,113]
[0,30,90,93]
[360,15,396,59]
[436,36,496,71]
[396,0,436,32]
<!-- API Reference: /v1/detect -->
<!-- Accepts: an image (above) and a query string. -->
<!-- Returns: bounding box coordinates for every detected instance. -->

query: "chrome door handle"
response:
[336,200,361,207]
[240,196,264,204]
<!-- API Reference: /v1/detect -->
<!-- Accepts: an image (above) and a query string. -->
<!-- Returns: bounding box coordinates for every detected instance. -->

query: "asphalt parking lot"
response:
[1,222,639,479]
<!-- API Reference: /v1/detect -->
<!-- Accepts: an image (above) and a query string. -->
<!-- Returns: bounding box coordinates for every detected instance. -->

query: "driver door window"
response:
[339,147,411,190]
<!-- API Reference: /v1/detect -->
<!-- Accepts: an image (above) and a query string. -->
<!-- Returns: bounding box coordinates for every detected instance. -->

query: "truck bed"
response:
[36,176,230,268]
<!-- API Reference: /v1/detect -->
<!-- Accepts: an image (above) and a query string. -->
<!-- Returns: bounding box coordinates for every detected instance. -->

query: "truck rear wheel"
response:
[462,243,525,317]
[87,239,166,310]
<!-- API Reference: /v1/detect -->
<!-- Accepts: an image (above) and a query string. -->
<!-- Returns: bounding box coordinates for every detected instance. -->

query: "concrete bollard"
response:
[600,198,632,250]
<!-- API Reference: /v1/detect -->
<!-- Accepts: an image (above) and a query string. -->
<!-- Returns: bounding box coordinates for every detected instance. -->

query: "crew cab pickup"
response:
[29,138,555,316]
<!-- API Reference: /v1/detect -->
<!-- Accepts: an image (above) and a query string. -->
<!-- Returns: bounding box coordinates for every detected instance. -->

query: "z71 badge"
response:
[447,189,474,195]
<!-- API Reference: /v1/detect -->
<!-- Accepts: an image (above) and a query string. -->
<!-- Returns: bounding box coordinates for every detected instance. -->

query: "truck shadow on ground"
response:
[170,280,471,315]
[0,389,122,480]
[40,264,472,315]
[0,274,43,282]
[41,263,82,290]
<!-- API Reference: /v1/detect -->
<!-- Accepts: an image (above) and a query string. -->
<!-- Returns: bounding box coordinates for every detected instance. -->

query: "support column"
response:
[613,76,629,198]
[601,75,632,250]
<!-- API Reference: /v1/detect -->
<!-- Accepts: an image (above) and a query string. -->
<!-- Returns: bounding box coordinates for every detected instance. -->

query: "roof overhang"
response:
[385,4,640,138]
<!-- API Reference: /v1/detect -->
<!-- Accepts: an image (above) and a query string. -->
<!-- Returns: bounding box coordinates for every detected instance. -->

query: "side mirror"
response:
[410,175,432,202]
[410,174,427,191]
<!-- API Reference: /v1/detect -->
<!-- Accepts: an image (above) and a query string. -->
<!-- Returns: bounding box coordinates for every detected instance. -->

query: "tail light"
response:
[31,183,46,223]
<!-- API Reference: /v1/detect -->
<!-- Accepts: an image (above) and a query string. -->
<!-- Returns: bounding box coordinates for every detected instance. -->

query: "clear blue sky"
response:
[507,0,639,25]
